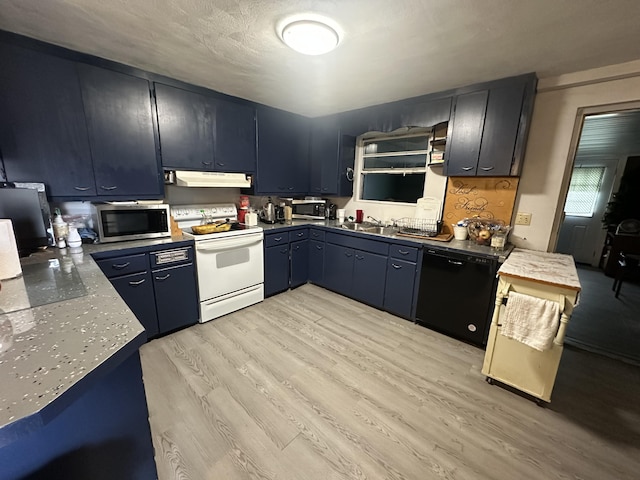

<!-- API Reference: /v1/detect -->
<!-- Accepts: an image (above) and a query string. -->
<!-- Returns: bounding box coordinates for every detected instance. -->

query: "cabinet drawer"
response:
[97,253,149,278]
[265,232,290,247]
[289,229,309,241]
[309,229,325,241]
[389,244,418,262]
[325,232,389,256]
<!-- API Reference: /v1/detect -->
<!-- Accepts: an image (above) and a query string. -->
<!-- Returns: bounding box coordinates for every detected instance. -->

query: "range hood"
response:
[168,171,252,188]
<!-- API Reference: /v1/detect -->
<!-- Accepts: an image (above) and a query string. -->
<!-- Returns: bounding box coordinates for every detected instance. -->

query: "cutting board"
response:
[415,197,442,220]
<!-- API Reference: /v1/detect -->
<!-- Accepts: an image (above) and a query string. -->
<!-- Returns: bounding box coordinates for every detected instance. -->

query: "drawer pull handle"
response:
[155,274,171,281]
[74,186,91,191]
[296,232,304,237]
[355,255,364,260]
[216,162,225,166]
[316,245,323,250]
[129,278,146,286]
[392,263,402,269]
[344,252,352,258]
[480,166,494,171]
[398,250,409,255]
[112,262,131,270]
[461,166,474,171]
[202,161,212,166]
[288,187,294,191]
[274,236,282,242]
[281,248,288,254]
[100,185,118,191]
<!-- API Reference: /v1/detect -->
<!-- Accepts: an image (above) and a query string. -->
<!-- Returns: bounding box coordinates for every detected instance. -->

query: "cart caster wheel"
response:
[486,377,494,385]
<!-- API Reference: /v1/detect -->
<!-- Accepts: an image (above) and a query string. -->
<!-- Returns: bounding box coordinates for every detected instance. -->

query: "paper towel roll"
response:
[0,219,22,280]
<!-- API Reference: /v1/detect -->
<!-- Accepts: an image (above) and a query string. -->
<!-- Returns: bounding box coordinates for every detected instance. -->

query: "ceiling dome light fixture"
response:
[280,19,340,55]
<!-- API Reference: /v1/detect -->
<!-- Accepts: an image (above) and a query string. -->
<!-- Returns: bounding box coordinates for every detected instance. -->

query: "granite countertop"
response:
[260,220,512,261]
[0,235,190,446]
[498,248,582,291]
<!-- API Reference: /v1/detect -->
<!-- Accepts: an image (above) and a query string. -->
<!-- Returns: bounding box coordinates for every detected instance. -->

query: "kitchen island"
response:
[0,237,186,479]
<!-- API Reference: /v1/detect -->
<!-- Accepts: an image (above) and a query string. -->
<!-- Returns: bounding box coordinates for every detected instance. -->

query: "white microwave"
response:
[94,203,171,243]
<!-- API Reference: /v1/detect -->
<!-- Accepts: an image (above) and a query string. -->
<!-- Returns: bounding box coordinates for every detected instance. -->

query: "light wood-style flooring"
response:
[140,284,640,480]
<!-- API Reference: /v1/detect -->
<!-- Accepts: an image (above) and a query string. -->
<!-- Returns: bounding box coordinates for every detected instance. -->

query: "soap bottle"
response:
[52,208,69,248]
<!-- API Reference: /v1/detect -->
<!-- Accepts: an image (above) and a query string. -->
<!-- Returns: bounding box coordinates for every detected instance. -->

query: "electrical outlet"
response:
[515,212,532,225]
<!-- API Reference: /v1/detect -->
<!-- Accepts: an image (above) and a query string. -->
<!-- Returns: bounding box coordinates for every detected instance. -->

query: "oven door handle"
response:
[195,234,263,252]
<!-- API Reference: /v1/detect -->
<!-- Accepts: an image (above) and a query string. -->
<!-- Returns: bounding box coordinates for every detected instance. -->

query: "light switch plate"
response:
[515,212,532,225]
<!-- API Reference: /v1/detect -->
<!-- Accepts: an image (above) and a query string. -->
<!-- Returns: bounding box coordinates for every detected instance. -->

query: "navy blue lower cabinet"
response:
[264,245,290,297]
[352,250,387,308]
[153,263,199,333]
[110,271,159,338]
[0,352,157,480]
[383,258,417,318]
[308,240,325,285]
[324,243,354,296]
[290,239,309,289]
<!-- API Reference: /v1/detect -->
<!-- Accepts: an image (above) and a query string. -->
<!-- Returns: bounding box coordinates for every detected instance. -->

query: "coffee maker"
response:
[275,203,286,223]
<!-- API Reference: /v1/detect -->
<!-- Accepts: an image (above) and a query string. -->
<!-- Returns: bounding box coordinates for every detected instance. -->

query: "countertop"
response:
[260,219,512,262]
[498,248,582,291]
[0,235,191,447]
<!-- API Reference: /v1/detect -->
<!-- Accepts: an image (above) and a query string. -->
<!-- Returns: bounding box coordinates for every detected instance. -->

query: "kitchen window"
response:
[357,131,430,203]
[564,166,606,217]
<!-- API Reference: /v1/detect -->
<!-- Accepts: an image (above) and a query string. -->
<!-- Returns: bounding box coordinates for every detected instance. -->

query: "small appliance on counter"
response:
[260,197,277,224]
[291,197,326,220]
[0,182,53,255]
[93,202,171,243]
[326,203,337,220]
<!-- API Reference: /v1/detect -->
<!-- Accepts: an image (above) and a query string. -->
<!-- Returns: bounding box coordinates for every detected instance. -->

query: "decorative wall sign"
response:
[441,177,519,234]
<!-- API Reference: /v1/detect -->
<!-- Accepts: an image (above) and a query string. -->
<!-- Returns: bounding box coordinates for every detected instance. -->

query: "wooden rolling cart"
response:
[482,249,581,404]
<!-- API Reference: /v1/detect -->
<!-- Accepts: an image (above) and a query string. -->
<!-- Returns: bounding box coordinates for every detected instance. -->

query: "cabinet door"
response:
[290,239,309,288]
[383,258,417,318]
[443,90,488,176]
[256,107,310,195]
[324,243,354,296]
[352,250,387,308]
[309,121,339,196]
[110,271,159,338]
[264,245,290,297]
[0,43,96,197]
[214,98,256,173]
[155,83,215,170]
[153,263,199,334]
[308,240,325,285]
[476,82,526,176]
[78,64,161,197]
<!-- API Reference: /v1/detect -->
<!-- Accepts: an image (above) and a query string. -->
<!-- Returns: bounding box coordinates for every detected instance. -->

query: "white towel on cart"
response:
[500,292,560,351]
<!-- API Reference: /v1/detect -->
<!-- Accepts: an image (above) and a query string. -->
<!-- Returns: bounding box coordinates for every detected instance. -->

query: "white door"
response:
[556,159,617,265]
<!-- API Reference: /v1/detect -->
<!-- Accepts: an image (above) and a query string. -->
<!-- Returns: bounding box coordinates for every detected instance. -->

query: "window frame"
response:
[563,165,606,218]
[355,129,432,205]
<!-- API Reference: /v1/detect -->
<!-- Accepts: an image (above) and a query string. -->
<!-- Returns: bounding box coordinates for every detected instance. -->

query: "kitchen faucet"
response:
[366,216,383,225]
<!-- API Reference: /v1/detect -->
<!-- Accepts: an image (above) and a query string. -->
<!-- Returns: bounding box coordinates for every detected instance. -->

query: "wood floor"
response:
[140,284,640,480]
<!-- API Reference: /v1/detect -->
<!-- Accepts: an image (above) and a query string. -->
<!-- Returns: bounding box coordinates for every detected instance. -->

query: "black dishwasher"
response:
[416,248,498,346]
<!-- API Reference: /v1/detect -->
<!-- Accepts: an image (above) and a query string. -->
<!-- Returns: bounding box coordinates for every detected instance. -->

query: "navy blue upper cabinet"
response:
[214,98,256,173]
[444,74,536,177]
[444,90,488,176]
[0,43,96,197]
[256,107,310,195]
[78,64,162,197]
[155,83,256,173]
[309,119,357,197]
[154,83,215,170]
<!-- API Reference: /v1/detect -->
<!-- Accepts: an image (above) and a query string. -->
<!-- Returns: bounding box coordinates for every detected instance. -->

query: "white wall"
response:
[510,60,640,251]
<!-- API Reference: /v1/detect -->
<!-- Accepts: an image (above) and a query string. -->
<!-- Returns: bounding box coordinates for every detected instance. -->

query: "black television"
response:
[0,186,49,256]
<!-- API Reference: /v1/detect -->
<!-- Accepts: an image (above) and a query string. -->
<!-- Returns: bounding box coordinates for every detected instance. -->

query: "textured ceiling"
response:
[1,0,640,117]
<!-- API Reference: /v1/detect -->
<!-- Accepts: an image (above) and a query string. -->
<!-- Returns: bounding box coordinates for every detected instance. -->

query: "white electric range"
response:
[171,204,264,323]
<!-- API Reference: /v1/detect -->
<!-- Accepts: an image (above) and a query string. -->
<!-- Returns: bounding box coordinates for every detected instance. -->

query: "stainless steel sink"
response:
[340,222,399,236]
